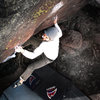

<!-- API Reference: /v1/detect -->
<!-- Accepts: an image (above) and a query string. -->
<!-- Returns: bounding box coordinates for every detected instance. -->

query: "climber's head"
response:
[42,27,58,41]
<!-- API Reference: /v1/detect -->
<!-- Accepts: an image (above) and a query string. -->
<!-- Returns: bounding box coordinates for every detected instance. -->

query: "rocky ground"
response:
[0,3,100,100]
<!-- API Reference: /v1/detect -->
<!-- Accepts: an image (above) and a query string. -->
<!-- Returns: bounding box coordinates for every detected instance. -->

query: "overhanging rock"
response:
[0,0,87,63]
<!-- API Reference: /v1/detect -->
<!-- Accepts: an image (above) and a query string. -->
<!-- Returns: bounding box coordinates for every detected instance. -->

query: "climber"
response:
[14,16,62,88]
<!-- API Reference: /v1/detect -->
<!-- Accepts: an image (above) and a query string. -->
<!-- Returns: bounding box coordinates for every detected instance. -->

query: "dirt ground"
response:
[0,4,100,100]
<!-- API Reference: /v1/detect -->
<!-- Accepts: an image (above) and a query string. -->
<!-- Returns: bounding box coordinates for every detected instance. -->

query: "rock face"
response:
[52,4,100,99]
[0,0,87,63]
[96,0,100,4]
[61,30,82,49]
[89,0,100,7]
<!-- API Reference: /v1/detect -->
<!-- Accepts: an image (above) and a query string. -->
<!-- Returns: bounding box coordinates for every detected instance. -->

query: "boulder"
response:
[0,0,87,63]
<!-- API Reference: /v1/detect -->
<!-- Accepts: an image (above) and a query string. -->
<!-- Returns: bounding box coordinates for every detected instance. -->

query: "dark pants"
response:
[21,54,53,81]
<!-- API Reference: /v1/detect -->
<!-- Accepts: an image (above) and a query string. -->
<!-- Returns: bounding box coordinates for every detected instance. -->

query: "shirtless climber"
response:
[14,16,62,88]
